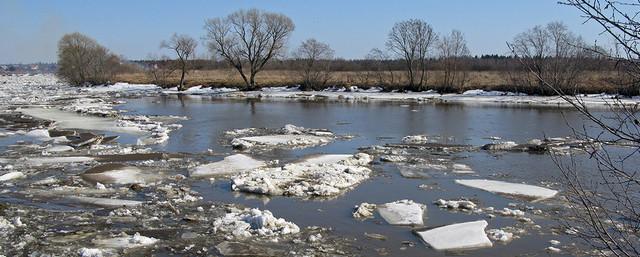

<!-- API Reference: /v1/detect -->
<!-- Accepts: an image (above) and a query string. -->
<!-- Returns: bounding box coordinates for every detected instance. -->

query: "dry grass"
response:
[116,69,622,95]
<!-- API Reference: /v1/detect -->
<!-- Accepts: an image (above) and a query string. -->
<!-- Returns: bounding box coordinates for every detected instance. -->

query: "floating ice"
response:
[213,208,300,238]
[377,199,426,226]
[456,179,558,200]
[232,134,332,150]
[26,156,95,166]
[452,163,475,174]
[81,163,163,184]
[0,171,25,182]
[20,107,144,135]
[434,199,477,211]
[45,145,74,153]
[78,247,105,257]
[353,203,377,219]
[66,196,145,208]
[231,153,372,197]
[416,220,492,251]
[190,154,266,177]
[486,229,514,242]
[92,232,158,249]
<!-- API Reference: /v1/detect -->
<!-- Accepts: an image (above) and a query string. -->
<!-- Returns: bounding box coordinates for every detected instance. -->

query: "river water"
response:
[111,95,610,256]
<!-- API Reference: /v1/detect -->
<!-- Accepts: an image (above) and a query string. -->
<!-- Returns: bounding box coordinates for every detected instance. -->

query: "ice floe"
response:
[92,232,158,248]
[190,154,266,177]
[232,134,332,150]
[80,163,164,184]
[231,153,372,197]
[0,171,25,182]
[456,179,558,200]
[377,199,426,226]
[66,196,145,208]
[228,124,335,150]
[26,156,95,166]
[415,220,492,251]
[352,202,377,219]
[212,207,300,238]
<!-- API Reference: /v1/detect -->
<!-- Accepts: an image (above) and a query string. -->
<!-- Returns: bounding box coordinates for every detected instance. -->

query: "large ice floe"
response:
[190,154,266,177]
[228,124,335,151]
[377,199,426,226]
[456,179,558,201]
[415,220,493,251]
[231,153,373,197]
[212,207,300,238]
[80,163,164,184]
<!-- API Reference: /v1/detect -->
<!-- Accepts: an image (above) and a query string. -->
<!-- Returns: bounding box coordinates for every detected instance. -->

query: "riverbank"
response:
[115,69,622,95]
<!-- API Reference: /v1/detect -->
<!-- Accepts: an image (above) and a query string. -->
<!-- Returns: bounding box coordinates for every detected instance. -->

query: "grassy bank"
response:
[116,69,624,96]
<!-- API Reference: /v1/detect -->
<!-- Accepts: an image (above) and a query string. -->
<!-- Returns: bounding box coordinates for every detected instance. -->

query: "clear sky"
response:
[0,0,611,64]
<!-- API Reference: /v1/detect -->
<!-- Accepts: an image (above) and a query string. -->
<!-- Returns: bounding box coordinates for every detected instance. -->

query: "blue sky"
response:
[0,0,610,64]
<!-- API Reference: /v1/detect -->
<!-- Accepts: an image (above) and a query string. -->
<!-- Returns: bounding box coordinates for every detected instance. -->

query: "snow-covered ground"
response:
[6,74,637,108]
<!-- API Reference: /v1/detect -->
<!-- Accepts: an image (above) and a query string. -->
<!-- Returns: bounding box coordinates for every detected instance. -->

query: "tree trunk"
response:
[179,64,186,91]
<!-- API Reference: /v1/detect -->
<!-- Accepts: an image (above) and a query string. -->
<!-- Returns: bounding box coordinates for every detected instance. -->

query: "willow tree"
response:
[204,9,294,90]
[57,32,120,86]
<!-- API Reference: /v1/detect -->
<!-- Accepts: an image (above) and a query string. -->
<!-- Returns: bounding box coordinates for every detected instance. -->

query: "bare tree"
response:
[508,22,588,94]
[366,48,395,85]
[145,53,175,86]
[293,38,334,91]
[204,9,295,90]
[515,1,640,256]
[437,30,470,92]
[57,32,121,86]
[386,19,437,91]
[161,33,197,91]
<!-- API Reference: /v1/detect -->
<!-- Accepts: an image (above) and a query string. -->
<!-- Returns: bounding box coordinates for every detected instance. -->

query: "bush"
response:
[57,32,121,86]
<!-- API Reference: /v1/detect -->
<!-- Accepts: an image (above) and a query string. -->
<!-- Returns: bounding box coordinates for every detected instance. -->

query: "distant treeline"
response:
[131,55,615,73]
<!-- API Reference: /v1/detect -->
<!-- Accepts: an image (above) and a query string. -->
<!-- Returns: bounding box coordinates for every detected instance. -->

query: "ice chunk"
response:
[81,163,163,184]
[213,208,300,238]
[353,202,377,219]
[66,196,144,208]
[232,153,372,197]
[0,171,25,182]
[20,107,144,135]
[297,154,352,165]
[26,156,95,166]
[232,134,333,150]
[456,179,558,200]
[377,199,426,226]
[416,220,493,251]
[481,141,518,151]
[92,232,158,248]
[78,248,104,257]
[45,145,74,153]
[452,163,475,174]
[25,129,50,139]
[190,154,266,177]
[486,229,514,242]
